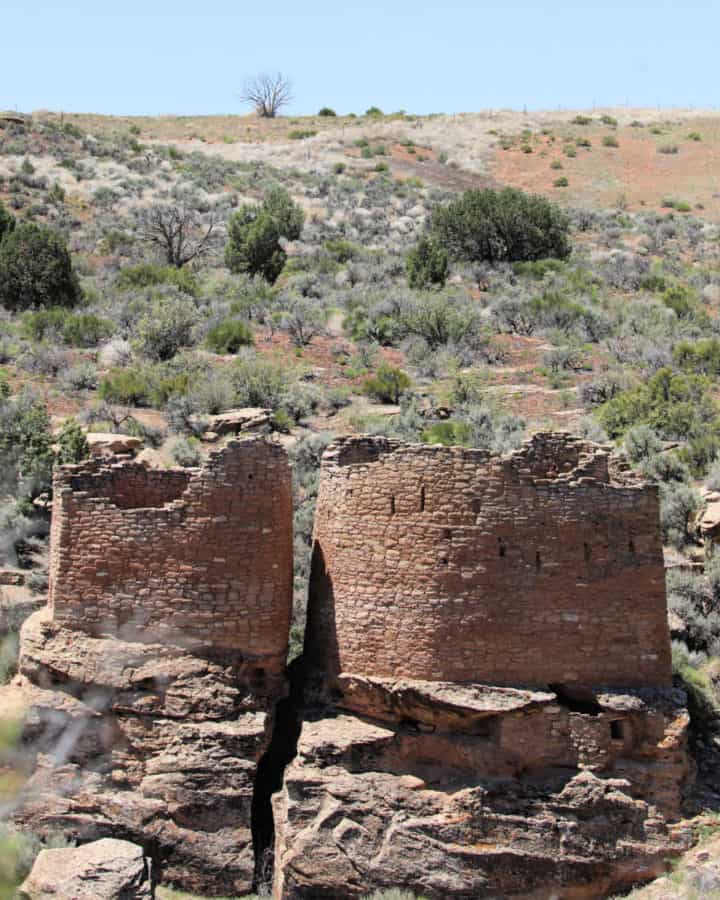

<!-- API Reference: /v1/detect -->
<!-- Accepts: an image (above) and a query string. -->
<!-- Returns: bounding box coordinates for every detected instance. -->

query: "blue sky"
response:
[4,0,719,116]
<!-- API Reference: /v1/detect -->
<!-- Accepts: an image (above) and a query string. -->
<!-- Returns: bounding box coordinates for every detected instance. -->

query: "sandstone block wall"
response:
[49,439,293,674]
[307,433,671,688]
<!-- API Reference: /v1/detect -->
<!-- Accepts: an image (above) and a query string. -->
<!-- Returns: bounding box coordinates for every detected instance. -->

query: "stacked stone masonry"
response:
[48,438,293,675]
[307,433,672,687]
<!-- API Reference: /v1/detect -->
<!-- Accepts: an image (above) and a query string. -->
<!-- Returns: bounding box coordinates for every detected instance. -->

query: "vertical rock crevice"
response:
[250,655,305,893]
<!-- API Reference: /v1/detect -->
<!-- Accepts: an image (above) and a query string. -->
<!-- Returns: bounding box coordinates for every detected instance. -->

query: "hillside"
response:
[2,105,720,897]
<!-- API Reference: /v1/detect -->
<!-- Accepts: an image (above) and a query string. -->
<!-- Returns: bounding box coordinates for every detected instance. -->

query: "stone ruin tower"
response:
[307,432,671,688]
[48,438,293,677]
[274,434,688,899]
[13,439,294,895]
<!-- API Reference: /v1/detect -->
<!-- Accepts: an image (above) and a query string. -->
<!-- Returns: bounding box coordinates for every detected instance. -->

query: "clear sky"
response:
[4,0,719,116]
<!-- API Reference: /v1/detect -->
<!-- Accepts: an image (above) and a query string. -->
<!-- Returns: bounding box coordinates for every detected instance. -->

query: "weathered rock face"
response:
[273,435,692,899]
[7,611,273,892]
[274,678,691,899]
[4,439,294,896]
[18,837,153,899]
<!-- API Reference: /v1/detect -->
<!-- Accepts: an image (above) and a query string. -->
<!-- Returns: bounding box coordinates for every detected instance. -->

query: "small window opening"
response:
[535,551,542,572]
[498,538,506,558]
[628,539,636,557]
[583,542,591,563]
[420,485,426,512]
[390,495,396,515]
[610,720,625,741]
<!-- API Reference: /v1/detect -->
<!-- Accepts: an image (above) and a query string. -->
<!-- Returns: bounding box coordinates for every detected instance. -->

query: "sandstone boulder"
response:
[201,407,271,438]
[699,489,720,541]
[86,433,144,457]
[18,838,153,899]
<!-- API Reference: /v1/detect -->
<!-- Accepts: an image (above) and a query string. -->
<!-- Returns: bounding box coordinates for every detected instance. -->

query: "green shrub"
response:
[661,284,703,321]
[512,258,567,279]
[660,481,702,547]
[318,107,337,117]
[0,391,54,500]
[602,134,619,148]
[231,352,292,409]
[598,368,720,458]
[288,129,317,140]
[116,263,199,297]
[674,339,720,376]
[624,424,662,463]
[688,131,702,141]
[22,308,69,342]
[430,187,571,264]
[563,145,577,157]
[572,114,593,125]
[553,176,569,187]
[658,144,679,154]
[149,369,191,407]
[205,319,254,354]
[24,309,114,347]
[363,364,411,404]
[365,106,383,117]
[600,114,618,126]
[134,289,199,361]
[402,292,480,350]
[324,239,359,263]
[225,186,304,284]
[597,368,720,477]
[550,160,563,170]
[63,313,114,347]
[55,418,90,464]
[170,436,201,467]
[98,367,152,406]
[0,631,18,684]
[672,643,719,734]
[406,236,449,289]
[422,419,472,446]
[0,200,15,243]
[0,222,81,311]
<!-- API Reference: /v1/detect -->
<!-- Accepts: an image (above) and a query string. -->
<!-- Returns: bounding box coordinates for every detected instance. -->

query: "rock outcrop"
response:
[85,432,144,457]
[18,837,153,899]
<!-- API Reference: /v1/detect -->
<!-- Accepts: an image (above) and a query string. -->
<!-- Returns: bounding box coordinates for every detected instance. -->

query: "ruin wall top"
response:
[307,433,672,688]
[48,439,293,675]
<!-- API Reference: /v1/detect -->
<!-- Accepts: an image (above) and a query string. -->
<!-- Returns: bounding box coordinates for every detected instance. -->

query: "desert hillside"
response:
[2,105,720,898]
